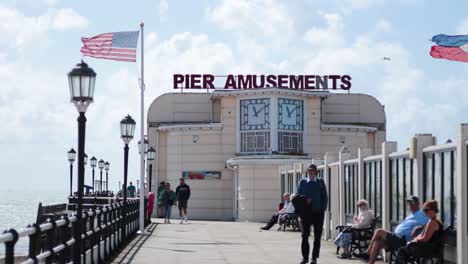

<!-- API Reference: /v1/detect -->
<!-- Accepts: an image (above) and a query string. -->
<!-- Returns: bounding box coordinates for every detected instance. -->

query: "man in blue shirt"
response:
[296,164,328,264]
[365,195,428,264]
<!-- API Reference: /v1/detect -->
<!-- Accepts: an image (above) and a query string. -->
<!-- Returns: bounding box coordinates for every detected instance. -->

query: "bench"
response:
[36,202,69,224]
[335,217,380,257]
[388,225,454,264]
[279,214,301,232]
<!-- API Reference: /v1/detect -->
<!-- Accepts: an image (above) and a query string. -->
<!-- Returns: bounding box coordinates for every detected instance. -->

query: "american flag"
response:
[80,31,139,62]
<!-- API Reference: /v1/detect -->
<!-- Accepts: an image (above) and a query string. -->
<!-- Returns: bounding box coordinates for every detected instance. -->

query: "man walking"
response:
[127,181,136,198]
[296,164,328,264]
[176,178,191,224]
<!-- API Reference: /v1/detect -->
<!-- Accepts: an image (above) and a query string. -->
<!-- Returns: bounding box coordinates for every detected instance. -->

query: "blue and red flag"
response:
[430,34,468,62]
[80,31,139,62]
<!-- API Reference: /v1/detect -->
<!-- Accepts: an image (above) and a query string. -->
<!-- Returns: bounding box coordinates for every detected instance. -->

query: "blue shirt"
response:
[394,209,429,241]
[296,177,328,211]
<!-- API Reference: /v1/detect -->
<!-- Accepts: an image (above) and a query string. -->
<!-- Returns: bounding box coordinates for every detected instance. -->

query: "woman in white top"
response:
[334,199,374,259]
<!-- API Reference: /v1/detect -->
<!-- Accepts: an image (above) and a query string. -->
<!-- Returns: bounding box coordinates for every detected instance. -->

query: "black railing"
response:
[1,199,141,264]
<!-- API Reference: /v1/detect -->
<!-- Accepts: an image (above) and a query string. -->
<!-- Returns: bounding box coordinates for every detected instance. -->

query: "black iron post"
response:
[70,163,73,196]
[73,112,86,264]
[92,168,95,194]
[106,170,109,193]
[122,144,129,240]
[148,164,152,192]
[100,169,103,193]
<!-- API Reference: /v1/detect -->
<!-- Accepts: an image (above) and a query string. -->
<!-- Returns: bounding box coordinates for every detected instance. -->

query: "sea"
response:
[0,189,67,256]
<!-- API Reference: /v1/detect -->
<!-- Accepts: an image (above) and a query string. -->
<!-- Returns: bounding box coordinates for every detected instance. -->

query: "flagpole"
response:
[138,21,147,235]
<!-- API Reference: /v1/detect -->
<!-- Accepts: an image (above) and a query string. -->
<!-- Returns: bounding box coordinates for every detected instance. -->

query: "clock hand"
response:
[287,106,296,118]
[256,104,268,115]
[252,105,258,117]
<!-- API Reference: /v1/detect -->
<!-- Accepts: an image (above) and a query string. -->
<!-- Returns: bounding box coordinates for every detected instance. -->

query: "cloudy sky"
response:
[0,0,467,192]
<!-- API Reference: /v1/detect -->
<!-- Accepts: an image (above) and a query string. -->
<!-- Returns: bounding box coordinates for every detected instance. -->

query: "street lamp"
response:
[137,179,140,195]
[120,114,136,240]
[98,159,104,193]
[67,148,76,196]
[68,60,96,264]
[105,161,110,193]
[138,137,149,155]
[147,147,156,192]
[90,156,97,193]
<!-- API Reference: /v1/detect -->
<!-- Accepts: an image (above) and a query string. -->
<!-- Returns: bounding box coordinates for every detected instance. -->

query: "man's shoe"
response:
[358,253,369,261]
[337,253,351,259]
[260,226,270,230]
[299,259,308,264]
[310,258,317,264]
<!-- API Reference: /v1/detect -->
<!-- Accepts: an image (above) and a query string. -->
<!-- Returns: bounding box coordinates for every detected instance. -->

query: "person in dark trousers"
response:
[296,164,328,264]
[176,178,191,224]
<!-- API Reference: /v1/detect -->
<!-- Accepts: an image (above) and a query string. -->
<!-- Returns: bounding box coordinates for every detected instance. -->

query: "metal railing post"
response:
[3,229,19,264]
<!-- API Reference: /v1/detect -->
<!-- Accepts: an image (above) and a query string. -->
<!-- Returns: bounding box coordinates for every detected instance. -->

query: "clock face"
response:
[240,98,270,130]
[278,98,303,130]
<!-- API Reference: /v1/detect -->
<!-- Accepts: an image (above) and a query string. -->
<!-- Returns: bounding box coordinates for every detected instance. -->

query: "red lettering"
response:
[277,75,288,88]
[328,75,340,89]
[173,74,184,89]
[304,75,316,89]
[224,75,237,89]
[203,74,215,89]
[340,75,352,90]
[190,74,202,89]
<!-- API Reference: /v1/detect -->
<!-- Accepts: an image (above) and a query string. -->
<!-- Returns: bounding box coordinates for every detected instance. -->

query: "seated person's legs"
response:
[395,245,411,264]
[260,213,279,230]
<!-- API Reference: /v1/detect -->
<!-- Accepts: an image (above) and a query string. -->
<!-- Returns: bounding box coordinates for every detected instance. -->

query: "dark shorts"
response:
[385,232,407,251]
[178,200,188,209]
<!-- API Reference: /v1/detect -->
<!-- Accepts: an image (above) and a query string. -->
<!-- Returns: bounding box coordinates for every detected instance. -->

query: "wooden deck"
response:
[111,219,385,264]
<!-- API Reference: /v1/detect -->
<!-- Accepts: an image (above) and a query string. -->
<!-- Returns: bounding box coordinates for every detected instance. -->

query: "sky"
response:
[0,0,468,191]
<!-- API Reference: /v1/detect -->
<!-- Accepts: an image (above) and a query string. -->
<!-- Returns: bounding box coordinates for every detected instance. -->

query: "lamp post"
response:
[90,156,97,193]
[137,179,140,196]
[120,114,136,240]
[147,147,156,192]
[67,149,76,196]
[138,138,149,155]
[67,60,96,264]
[98,159,104,193]
[138,137,148,196]
[105,161,110,194]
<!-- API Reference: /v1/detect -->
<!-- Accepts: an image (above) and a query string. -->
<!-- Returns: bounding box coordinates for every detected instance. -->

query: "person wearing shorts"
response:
[365,196,428,264]
[176,178,191,224]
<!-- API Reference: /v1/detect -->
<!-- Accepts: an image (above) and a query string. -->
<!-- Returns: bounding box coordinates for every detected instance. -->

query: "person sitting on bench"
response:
[334,199,374,259]
[395,200,443,264]
[364,195,428,264]
[260,193,295,230]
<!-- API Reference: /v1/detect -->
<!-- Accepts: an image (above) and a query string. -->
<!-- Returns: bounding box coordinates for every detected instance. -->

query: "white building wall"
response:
[237,165,281,222]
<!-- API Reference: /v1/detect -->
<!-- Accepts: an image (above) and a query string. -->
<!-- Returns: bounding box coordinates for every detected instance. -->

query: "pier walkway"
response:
[112,220,383,264]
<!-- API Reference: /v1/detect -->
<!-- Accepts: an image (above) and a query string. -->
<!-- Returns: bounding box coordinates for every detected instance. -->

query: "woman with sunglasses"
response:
[335,199,374,259]
[395,200,443,264]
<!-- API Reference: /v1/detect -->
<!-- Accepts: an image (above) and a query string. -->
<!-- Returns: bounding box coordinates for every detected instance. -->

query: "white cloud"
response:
[456,16,468,34]
[335,0,384,13]
[144,32,235,95]
[158,0,169,21]
[52,8,89,30]
[304,13,345,49]
[207,0,294,38]
[0,6,88,50]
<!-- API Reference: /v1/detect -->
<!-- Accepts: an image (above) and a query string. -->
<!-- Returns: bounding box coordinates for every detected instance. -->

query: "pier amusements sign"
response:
[173,74,352,90]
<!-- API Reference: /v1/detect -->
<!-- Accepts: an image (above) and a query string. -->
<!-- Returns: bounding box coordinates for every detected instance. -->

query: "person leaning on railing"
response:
[395,200,444,264]
[334,199,374,259]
